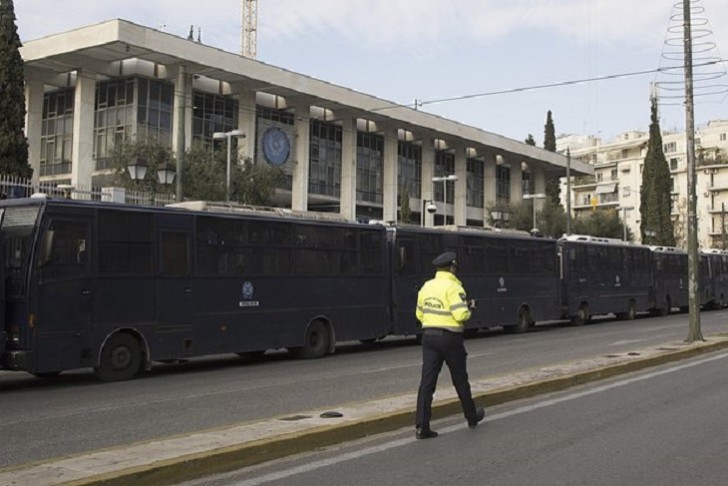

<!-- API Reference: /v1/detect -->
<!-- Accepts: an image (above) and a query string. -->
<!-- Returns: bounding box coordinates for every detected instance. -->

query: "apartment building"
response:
[558,119,728,248]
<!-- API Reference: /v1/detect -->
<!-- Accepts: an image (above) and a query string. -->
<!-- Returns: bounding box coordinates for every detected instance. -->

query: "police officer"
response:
[415,251,484,439]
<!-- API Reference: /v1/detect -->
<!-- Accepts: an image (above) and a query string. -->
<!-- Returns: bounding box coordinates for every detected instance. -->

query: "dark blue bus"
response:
[0,197,390,381]
[389,226,561,335]
[558,235,653,324]
[649,246,688,315]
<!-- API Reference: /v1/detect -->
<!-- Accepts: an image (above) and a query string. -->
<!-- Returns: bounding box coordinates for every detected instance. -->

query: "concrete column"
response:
[339,116,357,220]
[24,75,44,184]
[382,128,398,223]
[509,157,523,201]
[172,65,193,200]
[454,146,467,226]
[484,152,497,210]
[71,70,96,189]
[291,103,310,211]
[235,87,256,162]
[421,137,435,227]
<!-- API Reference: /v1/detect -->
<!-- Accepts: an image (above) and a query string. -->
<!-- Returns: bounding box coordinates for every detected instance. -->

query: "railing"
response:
[0,176,175,207]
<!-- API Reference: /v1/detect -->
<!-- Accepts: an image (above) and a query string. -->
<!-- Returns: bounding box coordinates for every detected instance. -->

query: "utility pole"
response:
[242,0,258,59]
[684,0,703,342]
[566,147,572,235]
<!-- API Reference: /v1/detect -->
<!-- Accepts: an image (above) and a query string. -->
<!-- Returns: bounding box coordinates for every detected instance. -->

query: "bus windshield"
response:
[1,205,42,299]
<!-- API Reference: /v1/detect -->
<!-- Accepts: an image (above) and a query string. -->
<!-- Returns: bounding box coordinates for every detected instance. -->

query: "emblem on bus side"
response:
[615,275,621,288]
[239,281,260,307]
[497,276,507,293]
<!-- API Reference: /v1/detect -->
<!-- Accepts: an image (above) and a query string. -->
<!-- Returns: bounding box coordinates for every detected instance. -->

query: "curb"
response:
[7,337,728,486]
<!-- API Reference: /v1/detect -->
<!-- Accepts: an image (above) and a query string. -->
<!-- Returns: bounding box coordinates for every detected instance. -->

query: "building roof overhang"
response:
[21,19,592,177]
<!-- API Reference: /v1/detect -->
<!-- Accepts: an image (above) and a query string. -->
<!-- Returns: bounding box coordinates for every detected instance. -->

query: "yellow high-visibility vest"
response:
[416,271,471,331]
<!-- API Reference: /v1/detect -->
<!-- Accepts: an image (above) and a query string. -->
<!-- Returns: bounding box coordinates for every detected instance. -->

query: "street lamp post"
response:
[421,199,437,227]
[127,157,176,205]
[644,228,656,245]
[523,193,546,235]
[213,129,246,202]
[432,174,458,226]
[490,209,512,228]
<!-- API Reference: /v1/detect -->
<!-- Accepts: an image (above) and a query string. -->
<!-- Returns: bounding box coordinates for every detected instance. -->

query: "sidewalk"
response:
[2,335,728,486]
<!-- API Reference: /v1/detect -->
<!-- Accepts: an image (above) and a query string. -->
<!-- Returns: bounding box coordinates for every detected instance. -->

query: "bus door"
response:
[390,232,422,335]
[154,215,194,358]
[35,214,93,373]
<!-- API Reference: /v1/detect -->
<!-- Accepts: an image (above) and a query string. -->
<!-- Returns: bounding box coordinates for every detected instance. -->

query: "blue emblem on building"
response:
[262,127,290,166]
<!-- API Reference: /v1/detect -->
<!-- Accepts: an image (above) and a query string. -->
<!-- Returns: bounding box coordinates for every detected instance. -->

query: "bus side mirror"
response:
[39,230,54,267]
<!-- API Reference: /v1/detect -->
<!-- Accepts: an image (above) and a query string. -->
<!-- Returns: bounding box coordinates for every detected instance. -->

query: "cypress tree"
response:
[640,95,675,246]
[0,0,31,178]
[543,111,560,204]
[524,134,536,146]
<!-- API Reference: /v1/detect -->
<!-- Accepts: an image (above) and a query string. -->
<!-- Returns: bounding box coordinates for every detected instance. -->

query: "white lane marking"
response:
[233,352,728,486]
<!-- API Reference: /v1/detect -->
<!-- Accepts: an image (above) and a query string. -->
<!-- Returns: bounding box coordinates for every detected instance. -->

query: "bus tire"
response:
[94,333,142,382]
[291,321,330,359]
[660,297,672,316]
[509,308,531,334]
[622,300,636,320]
[571,304,589,326]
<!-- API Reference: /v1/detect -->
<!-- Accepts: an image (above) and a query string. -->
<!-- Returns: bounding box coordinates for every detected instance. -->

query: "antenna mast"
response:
[242,0,258,59]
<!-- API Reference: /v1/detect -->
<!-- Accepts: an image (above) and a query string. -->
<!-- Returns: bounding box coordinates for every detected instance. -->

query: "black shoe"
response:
[415,428,439,439]
[468,407,485,429]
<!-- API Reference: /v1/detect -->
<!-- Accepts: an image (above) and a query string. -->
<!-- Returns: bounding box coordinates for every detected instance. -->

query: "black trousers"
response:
[415,329,477,429]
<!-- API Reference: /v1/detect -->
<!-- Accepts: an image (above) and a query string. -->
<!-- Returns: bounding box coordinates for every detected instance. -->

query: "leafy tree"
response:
[182,142,227,201]
[543,111,560,204]
[184,141,284,204]
[109,138,176,197]
[640,95,675,246]
[573,208,631,240]
[543,111,556,152]
[0,0,32,178]
[231,159,284,205]
[539,200,568,238]
[524,134,536,146]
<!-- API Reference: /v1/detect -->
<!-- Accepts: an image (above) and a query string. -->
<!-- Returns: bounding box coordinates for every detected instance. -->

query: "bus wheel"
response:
[660,297,672,316]
[291,321,330,359]
[571,304,589,326]
[94,333,142,382]
[510,308,531,334]
[623,301,636,320]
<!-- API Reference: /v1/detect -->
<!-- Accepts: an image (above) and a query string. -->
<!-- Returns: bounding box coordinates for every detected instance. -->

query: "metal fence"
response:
[0,176,176,207]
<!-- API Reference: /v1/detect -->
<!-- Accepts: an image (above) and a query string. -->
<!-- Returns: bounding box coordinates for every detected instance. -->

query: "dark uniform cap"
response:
[432,251,457,268]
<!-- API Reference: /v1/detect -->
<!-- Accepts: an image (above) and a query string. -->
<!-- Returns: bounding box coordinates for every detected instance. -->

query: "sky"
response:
[13,0,728,146]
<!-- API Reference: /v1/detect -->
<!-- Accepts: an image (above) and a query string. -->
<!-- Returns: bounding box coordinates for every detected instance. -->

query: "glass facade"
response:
[496,164,511,203]
[466,158,484,208]
[193,91,239,147]
[433,150,455,203]
[398,141,421,199]
[94,79,135,169]
[40,89,74,176]
[356,132,384,204]
[309,120,342,197]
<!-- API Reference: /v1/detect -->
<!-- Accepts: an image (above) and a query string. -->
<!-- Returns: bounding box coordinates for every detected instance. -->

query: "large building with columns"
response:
[20,19,591,226]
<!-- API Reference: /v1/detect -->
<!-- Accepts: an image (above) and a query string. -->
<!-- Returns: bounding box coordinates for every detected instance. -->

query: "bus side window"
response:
[40,220,89,279]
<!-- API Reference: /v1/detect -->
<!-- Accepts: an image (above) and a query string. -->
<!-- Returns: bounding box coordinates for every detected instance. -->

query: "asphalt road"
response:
[1,310,727,469]
[189,351,728,486]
